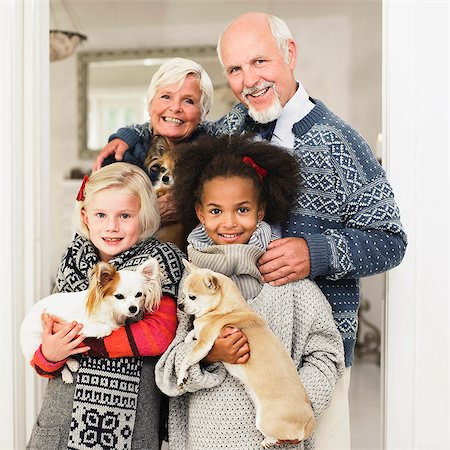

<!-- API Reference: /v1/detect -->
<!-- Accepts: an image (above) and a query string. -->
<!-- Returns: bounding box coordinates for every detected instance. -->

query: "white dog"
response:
[20,258,161,383]
[178,261,315,448]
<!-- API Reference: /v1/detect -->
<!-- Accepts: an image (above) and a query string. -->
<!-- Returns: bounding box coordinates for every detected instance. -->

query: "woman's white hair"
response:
[74,162,160,243]
[146,57,213,121]
[217,14,293,67]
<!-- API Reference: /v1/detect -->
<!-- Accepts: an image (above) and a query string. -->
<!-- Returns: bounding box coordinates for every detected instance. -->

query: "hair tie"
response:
[242,156,268,182]
[76,175,89,201]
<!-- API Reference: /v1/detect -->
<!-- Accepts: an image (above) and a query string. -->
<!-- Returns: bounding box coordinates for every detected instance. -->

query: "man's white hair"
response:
[146,57,213,120]
[217,14,293,67]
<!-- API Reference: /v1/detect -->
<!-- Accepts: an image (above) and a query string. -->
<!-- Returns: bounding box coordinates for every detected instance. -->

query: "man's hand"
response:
[258,237,311,286]
[158,191,177,226]
[92,138,129,171]
[40,315,90,363]
[203,327,250,364]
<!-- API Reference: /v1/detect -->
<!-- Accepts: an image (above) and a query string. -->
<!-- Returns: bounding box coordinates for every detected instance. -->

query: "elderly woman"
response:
[94,57,214,225]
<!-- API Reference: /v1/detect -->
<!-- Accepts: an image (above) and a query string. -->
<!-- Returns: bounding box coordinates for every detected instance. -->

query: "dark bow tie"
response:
[244,116,277,141]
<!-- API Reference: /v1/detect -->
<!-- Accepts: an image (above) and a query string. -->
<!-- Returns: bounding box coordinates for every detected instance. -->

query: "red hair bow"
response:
[76,175,89,201]
[242,156,268,182]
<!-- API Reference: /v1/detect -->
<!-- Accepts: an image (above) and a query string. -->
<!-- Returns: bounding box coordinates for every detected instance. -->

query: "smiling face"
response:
[149,74,202,143]
[82,187,141,262]
[220,15,297,123]
[195,176,265,245]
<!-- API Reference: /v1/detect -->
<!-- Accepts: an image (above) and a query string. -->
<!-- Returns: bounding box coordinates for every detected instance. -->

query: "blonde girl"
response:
[27,163,184,450]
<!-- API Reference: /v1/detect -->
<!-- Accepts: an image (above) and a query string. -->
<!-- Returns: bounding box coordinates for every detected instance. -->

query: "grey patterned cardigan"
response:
[155,224,345,450]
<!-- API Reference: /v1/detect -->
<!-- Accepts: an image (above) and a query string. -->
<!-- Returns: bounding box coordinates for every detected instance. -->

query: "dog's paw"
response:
[61,367,74,384]
[260,437,278,448]
[184,329,196,343]
[66,357,80,372]
[177,376,188,390]
[83,324,113,338]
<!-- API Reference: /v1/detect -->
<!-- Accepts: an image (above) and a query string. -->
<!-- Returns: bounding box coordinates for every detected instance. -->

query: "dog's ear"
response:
[151,135,170,158]
[136,258,160,281]
[136,258,162,313]
[183,259,198,273]
[86,262,117,315]
[89,262,116,288]
[99,265,116,287]
[203,274,220,293]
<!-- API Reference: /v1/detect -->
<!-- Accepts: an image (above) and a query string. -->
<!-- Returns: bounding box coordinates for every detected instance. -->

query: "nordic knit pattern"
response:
[27,234,184,450]
[154,226,345,450]
[205,99,407,366]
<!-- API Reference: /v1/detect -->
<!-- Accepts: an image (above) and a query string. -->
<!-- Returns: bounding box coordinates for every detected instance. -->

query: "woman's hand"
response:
[203,327,250,364]
[92,138,129,171]
[40,314,90,362]
[158,191,178,225]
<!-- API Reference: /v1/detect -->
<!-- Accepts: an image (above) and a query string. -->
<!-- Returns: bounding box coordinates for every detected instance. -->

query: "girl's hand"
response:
[42,313,66,334]
[41,315,90,363]
[203,327,250,364]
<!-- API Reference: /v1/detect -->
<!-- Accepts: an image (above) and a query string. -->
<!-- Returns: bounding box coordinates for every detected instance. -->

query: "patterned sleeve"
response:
[84,295,177,358]
[203,103,247,137]
[108,122,150,147]
[301,125,407,281]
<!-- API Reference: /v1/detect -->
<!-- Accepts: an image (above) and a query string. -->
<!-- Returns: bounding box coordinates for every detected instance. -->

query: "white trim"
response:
[383,1,450,448]
[0,0,49,446]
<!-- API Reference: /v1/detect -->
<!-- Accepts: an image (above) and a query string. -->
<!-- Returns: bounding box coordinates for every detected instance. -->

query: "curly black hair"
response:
[173,134,300,231]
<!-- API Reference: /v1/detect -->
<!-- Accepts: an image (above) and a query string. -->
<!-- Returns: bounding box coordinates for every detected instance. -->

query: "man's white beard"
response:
[248,98,283,124]
[243,83,283,124]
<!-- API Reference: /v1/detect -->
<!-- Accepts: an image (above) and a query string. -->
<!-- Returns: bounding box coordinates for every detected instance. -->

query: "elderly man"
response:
[208,12,407,449]
[95,12,406,449]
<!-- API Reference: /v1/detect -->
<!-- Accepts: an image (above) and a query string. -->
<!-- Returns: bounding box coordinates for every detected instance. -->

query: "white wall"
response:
[384,1,450,448]
[0,0,49,446]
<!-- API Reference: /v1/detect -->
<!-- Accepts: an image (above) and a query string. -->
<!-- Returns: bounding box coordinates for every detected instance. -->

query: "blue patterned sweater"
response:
[111,99,407,366]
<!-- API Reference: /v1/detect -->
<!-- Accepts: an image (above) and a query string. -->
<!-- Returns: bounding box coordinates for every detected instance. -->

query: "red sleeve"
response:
[84,294,178,358]
[29,345,67,379]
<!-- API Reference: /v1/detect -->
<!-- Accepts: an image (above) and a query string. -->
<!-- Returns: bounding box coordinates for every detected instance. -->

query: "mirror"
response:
[77,46,236,159]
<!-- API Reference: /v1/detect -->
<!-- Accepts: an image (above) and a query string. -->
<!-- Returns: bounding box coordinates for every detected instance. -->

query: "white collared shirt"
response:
[271,81,315,149]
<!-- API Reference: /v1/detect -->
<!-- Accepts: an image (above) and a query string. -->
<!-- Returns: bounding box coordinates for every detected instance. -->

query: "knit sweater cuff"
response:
[303,234,331,279]
[32,345,67,374]
[109,127,140,148]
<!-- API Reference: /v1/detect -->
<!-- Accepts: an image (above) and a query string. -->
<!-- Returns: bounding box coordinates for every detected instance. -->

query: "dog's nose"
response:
[178,303,184,311]
[129,306,138,314]
[162,175,170,184]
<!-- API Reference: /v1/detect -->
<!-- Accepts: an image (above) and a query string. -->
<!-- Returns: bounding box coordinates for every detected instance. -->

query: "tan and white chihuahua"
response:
[177,261,315,448]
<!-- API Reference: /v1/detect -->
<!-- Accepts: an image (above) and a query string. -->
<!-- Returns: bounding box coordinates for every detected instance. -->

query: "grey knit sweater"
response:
[155,224,345,450]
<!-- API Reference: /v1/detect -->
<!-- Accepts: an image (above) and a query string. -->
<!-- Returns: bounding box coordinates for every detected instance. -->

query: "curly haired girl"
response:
[155,135,345,450]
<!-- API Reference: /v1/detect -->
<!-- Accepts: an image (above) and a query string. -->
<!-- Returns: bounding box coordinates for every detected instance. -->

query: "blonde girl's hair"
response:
[74,162,160,242]
[146,57,214,121]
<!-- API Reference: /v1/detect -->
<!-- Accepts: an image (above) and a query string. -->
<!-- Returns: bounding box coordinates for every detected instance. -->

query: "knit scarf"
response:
[187,221,276,299]
[57,234,151,450]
